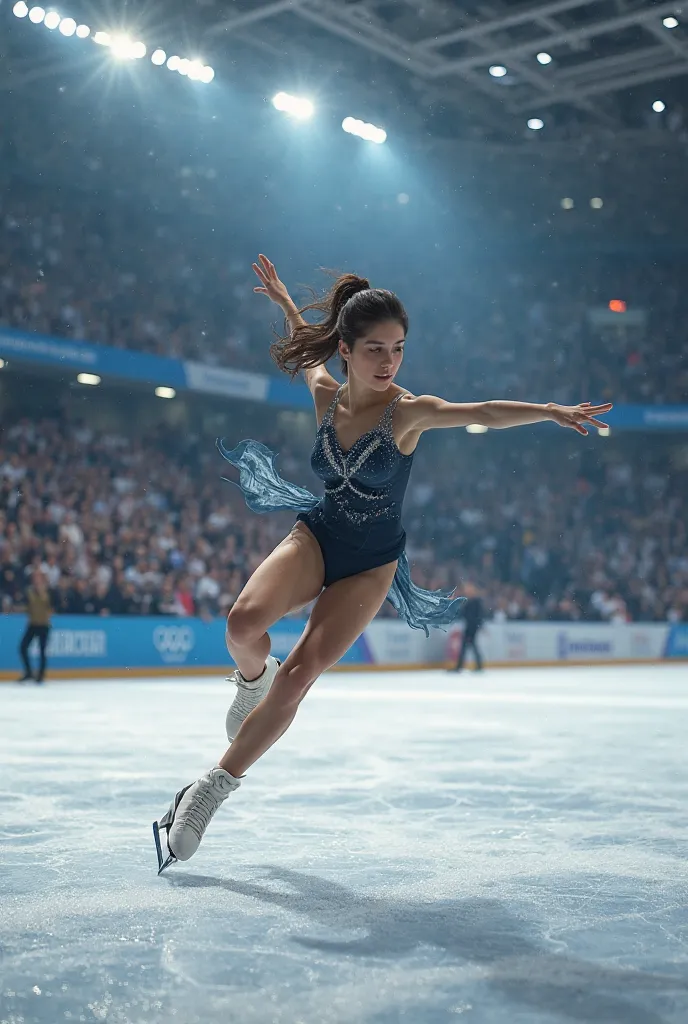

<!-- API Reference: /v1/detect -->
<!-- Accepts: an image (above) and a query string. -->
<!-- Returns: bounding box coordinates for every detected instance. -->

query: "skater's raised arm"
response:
[252,254,338,401]
[402,395,613,436]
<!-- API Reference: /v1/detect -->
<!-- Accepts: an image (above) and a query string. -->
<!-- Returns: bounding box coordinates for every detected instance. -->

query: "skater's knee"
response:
[225,603,265,647]
[270,662,316,708]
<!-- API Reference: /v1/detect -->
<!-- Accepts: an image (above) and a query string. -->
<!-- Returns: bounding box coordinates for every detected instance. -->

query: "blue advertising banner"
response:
[606,404,688,430]
[664,623,688,659]
[0,328,186,388]
[0,615,373,674]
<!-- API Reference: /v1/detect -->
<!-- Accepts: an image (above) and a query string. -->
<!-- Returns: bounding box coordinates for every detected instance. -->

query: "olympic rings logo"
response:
[153,625,196,656]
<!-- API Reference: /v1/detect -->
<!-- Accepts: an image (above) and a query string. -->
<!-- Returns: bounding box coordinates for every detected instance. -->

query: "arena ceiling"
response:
[196,0,688,138]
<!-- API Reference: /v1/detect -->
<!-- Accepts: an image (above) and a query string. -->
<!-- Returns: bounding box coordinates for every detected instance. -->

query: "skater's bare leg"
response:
[225,523,324,681]
[219,560,398,778]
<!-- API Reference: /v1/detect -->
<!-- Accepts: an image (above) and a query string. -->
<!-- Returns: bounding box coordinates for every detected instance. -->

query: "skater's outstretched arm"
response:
[252,254,338,401]
[397,394,613,435]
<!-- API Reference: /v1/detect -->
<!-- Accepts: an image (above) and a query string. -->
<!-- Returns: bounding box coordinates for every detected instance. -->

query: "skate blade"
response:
[152,819,176,875]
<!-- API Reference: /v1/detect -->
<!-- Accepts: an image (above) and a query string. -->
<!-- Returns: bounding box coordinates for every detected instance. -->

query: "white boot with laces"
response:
[153,767,240,873]
[225,655,280,742]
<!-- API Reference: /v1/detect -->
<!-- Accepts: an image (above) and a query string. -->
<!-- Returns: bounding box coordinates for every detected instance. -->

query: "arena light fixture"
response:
[58,16,76,35]
[28,6,46,23]
[663,16,679,28]
[77,373,101,386]
[489,65,507,77]
[466,423,489,434]
[43,10,60,29]
[272,92,314,120]
[75,23,89,37]
[130,40,146,59]
[652,99,666,112]
[177,57,190,76]
[187,60,204,81]
[561,197,574,209]
[93,30,110,45]
[200,65,214,83]
[527,117,544,130]
[342,116,386,144]
[0,358,6,369]
[590,197,604,209]
[155,386,176,399]
[151,48,166,65]
[166,54,180,70]
[13,2,29,16]
[536,52,552,64]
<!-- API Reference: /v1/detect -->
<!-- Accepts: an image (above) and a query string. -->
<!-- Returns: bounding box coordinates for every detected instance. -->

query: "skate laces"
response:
[176,772,232,842]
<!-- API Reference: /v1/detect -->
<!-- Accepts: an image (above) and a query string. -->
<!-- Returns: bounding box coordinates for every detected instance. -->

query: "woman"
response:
[153,255,612,873]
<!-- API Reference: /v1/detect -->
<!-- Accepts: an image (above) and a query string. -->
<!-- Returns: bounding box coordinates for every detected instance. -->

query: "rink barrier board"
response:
[0,657,682,682]
[0,616,685,677]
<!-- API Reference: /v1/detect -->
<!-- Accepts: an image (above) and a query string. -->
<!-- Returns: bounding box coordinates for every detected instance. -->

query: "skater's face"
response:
[339,319,405,390]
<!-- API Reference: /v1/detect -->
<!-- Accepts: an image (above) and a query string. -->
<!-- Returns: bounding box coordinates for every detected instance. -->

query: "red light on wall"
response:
[609,299,627,313]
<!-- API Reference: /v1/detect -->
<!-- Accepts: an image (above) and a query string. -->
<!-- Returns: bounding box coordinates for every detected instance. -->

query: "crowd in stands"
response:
[1,187,687,407]
[1,414,685,625]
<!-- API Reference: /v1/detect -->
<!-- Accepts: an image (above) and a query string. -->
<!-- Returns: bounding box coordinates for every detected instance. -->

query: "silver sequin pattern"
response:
[318,386,408,525]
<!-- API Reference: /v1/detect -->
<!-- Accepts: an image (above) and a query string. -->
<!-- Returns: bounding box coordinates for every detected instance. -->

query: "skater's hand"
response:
[252,254,292,310]
[546,401,613,436]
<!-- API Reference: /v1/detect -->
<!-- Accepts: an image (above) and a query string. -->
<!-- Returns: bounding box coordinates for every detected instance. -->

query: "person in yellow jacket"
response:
[18,571,53,684]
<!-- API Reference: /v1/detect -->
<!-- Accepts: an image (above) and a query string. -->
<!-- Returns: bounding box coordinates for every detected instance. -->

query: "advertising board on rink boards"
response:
[0,617,683,678]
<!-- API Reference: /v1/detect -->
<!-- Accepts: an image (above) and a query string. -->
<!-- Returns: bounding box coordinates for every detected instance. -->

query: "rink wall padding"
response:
[0,615,686,679]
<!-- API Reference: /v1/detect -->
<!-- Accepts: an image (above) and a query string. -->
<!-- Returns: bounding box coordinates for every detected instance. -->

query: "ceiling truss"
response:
[206,0,688,130]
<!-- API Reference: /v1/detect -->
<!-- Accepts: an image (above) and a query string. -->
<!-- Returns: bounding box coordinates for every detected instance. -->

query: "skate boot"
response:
[225,655,280,742]
[152,767,240,874]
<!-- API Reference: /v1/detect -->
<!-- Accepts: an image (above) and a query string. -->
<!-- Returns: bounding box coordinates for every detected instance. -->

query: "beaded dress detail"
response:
[217,385,465,634]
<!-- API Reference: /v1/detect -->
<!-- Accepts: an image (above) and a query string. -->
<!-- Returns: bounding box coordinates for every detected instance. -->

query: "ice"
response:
[1,664,688,1024]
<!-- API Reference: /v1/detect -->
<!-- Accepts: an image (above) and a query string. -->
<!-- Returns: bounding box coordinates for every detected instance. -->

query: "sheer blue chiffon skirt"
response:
[217,438,465,636]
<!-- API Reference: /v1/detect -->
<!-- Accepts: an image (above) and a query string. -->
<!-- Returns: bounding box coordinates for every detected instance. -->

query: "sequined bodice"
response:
[310,385,414,530]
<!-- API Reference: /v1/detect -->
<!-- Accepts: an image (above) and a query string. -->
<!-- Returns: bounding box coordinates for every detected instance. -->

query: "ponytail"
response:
[270,272,371,378]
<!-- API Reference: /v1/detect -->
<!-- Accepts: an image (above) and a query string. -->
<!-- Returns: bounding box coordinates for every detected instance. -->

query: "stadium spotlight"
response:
[466,423,489,433]
[75,23,90,37]
[527,117,544,130]
[155,386,176,399]
[663,16,679,28]
[43,10,60,29]
[652,99,666,112]
[561,197,574,209]
[151,48,166,65]
[590,197,604,209]
[489,65,507,77]
[272,92,314,119]
[536,52,552,64]
[77,373,101,386]
[166,54,180,70]
[28,6,46,23]
[342,116,386,144]
[110,35,135,58]
[187,60,204,80]
[200,65,215,83]
[13,2,29,17]
[177,57,190,76]
[93,30,110,45]
[59,16,76,35]
[0,358,5,369]
[130,40,146,59]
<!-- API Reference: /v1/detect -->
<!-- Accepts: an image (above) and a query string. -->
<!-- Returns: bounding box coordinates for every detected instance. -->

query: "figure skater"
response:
[153,254,612,873]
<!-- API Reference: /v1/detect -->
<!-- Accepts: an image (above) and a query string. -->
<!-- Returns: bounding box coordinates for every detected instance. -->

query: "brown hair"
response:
[270,272,409,378]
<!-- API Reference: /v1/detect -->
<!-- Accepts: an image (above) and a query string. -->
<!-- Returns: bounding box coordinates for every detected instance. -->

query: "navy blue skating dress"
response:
[217,384,465,635]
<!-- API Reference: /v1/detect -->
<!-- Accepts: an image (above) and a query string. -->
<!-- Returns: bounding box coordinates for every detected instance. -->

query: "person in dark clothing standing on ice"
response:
[451,582,485,673]
[18,571,52,684]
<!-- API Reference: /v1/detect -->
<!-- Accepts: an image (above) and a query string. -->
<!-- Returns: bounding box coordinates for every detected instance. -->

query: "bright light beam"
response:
[272,92,314,120]
[342,116,386,144]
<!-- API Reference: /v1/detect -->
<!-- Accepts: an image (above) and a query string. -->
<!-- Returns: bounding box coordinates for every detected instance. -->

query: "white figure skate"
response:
[225,655,280,742]
[153,767,240,874]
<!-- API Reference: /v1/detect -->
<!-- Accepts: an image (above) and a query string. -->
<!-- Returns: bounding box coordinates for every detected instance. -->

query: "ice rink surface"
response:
[2,664,688,1024]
